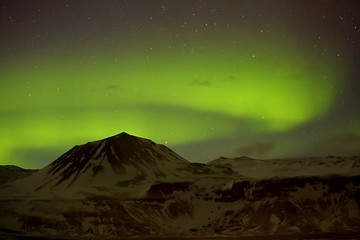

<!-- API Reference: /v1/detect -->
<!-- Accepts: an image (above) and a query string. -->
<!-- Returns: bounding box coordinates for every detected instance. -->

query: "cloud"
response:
[306,133,360,156]
[190,79,212,86]
[233,141,274,157]
[107,84,119,90]
[226,75,237,81]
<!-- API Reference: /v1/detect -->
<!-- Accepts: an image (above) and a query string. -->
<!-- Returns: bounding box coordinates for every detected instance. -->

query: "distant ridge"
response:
[0,165,36,185]
[208,155,360,178]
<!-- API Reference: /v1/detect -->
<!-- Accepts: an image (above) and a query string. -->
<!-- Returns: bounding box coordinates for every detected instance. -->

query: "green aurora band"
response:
[0,35,341,166]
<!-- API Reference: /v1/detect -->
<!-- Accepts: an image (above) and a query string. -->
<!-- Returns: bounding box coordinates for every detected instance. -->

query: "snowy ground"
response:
[4,232,360,239]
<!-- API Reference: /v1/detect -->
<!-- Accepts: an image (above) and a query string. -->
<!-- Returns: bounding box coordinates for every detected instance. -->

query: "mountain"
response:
[3,132,236,197]
[0,165,36,185]
[208,155,360,178]
[0,133,360,239]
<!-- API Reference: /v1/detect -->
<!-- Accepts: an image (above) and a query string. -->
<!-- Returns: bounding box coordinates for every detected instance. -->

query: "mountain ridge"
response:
[208,155,360,178]
[42,132,188,189]
[2,132,237,195]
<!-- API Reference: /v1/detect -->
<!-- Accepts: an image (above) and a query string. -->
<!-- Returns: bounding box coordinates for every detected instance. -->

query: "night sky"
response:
[1,0,360,169]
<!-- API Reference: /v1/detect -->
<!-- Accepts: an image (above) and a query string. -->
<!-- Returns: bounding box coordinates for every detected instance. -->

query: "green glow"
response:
[0,34,340,166]
[0,106,240,166]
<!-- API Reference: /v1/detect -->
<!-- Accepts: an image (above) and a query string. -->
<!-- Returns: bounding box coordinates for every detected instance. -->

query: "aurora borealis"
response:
[1,1,360,168]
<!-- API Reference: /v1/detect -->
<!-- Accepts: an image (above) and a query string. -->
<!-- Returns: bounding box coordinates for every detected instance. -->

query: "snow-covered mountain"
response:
[208,155,360,178]
[2,132,236,197]
[0,165,36,185]
[0,133,359,239]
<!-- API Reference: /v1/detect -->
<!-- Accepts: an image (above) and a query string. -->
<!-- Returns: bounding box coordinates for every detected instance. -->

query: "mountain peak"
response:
[37,132,189,190]
[107,131,133,139]
[91,132,136,143]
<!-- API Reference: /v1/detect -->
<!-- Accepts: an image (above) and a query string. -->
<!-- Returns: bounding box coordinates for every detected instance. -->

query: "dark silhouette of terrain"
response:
[0,133,359,239]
